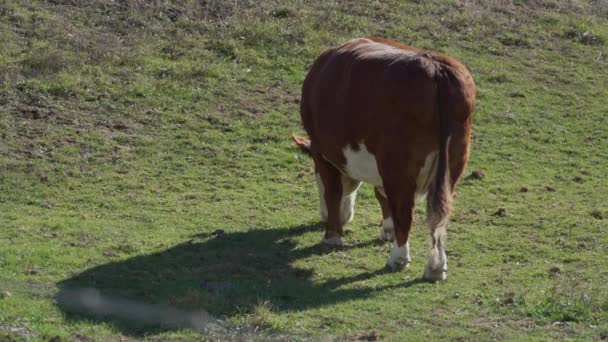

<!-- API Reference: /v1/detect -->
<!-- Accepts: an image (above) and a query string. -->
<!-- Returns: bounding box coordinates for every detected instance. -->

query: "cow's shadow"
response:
[56,223,424,335]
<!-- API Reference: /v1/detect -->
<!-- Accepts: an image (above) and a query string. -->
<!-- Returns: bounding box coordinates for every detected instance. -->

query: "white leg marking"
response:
[424,245,447,281]
[380,217,394,241]
[386,240,411,270]
[424,224,448,281]
[315,173,328,222]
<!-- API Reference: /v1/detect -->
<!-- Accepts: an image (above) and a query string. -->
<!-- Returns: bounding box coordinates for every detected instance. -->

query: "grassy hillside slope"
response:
[1,0,607,340]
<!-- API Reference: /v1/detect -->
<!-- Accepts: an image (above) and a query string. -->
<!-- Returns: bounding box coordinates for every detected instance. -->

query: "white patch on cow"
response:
[415,151,439,200]
[380,217,394,241]
[322,235,343,246]
[342,143,383,187]
[315,173,328,222]
[386,240,411,270]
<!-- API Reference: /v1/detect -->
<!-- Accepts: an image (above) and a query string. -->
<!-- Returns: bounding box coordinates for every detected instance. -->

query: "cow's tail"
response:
[292,134,312,156]
[427,68,452,245]
[428,64,460,251]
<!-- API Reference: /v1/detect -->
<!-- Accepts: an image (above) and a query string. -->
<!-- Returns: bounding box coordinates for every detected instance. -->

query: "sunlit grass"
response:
[0,0,607,340]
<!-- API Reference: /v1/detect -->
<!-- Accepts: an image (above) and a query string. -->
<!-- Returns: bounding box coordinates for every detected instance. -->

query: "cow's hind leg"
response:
[315,172,361,225]
[384,185,414,270]
[374,187,394,241]
[422,124,470,281]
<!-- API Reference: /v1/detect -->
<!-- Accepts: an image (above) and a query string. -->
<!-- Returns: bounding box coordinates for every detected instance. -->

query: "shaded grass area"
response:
[1,0,608,340]
[56,224,391,332]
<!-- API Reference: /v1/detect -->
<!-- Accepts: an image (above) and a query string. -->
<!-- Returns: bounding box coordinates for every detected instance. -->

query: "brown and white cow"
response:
[292,37,475,281]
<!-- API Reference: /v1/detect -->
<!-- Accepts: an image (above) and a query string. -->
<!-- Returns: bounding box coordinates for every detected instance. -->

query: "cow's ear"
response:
[292,134,312,156]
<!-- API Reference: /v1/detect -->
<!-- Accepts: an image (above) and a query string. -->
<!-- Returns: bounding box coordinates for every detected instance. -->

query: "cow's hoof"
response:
[423,267,447,281]
[322,236,344,246]
[385,240,410,271]
[385,260,409,272]
[385,256,410,272]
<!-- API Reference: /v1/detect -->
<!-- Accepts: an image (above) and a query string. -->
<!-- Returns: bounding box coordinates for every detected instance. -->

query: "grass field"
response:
[1,0,607,340]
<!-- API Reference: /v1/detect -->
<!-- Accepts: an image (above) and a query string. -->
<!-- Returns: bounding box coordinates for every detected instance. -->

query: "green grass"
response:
[1,0,607,340]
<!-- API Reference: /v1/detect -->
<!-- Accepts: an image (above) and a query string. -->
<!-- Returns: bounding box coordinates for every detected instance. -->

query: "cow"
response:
[292,36,475,281]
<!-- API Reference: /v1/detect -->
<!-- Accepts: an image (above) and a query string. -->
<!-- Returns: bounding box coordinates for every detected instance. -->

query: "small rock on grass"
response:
[549,266,561,276]
[469,170,486,180]
[591,210,604,220]
[494,207,508,217]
